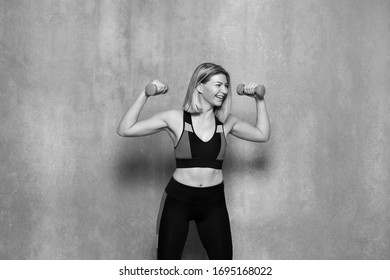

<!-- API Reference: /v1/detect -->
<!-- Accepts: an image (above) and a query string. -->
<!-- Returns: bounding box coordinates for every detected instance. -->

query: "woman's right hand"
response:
[145,80,169,96]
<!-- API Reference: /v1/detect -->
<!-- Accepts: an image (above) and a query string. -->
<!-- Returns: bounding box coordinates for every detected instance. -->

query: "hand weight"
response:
[145,82,169,96]
[236,83,265,98]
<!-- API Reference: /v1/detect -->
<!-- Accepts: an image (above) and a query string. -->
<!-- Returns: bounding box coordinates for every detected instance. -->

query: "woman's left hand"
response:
[243,82,258,96]
[245,82,266,99]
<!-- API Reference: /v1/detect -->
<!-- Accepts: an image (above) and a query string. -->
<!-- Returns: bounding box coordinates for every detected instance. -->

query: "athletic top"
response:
[174,111,226,169]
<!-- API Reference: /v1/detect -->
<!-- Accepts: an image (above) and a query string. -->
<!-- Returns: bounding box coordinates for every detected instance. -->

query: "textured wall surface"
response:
[1,0,390,259]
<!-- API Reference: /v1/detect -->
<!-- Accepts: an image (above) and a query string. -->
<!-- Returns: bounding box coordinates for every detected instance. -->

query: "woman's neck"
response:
[194,107,214,121]
[197,98,215,119]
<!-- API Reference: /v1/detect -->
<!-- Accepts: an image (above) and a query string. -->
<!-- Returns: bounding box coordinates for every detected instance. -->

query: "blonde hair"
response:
[182,62,232,123]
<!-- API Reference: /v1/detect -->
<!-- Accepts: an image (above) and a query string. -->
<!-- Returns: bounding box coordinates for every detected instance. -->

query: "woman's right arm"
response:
[117,83,177,137]
[117,78,182,142]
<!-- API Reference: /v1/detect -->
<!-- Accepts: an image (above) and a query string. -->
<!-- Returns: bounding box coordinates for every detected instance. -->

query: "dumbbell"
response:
[236,83,266,98]
[145,81,169,96]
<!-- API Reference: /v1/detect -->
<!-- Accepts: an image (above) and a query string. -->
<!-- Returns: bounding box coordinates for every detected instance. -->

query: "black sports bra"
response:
[174,111,226,169]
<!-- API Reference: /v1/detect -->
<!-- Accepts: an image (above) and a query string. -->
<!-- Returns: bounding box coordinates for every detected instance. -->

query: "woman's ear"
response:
[196,84,203,94]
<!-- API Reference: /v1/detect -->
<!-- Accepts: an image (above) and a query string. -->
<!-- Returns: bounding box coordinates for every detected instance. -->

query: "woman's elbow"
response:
[116,128,125,137]
[116,127,131,137]
[263,131,271,142]
[255,129,270,143]
[255,135,270,143]
[262,134,270,143]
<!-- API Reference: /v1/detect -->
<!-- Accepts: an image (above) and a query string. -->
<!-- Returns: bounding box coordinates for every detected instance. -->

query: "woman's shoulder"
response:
[155,109,183,126]
[154,109,182,117]
[163,109,183,119]
[223,113,240,134]
[161,109,184,133]
[224,113,239,124]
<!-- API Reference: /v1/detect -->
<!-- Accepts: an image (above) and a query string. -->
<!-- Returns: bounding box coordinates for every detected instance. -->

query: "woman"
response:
[117,62,270,259]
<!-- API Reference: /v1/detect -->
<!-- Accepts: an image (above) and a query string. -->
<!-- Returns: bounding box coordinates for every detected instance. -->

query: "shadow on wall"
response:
[114,140,175,188]
[224,144,272,175]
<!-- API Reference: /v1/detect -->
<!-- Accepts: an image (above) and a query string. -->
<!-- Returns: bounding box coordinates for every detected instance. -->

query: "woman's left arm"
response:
[226,94,271,142]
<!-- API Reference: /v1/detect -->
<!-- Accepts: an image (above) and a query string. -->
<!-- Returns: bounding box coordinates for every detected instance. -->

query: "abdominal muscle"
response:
[173,167,223,187]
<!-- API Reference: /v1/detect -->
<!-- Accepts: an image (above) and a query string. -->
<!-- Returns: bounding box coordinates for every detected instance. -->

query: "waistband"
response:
[165,177,225,204]
[175,158,223,169]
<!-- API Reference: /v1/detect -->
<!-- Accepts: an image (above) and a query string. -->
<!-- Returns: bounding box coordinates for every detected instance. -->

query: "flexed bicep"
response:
[225,114,270,142]
[225,82,270,142]
[121,114,166,137]
[117,82,173,138]
[119,111,173,137]
[231,118,269,142]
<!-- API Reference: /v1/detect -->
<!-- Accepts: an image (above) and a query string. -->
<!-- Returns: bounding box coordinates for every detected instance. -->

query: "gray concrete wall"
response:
[1,0,389,259]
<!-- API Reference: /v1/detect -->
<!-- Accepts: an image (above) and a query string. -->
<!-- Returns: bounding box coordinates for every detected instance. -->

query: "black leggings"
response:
[157,177,233,260]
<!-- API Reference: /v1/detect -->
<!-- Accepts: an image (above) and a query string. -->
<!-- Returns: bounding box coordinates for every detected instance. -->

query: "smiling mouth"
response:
[216,95,226,100]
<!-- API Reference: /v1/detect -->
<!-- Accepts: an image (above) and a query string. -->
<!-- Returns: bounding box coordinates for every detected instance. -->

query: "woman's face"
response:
[199,74,229,107]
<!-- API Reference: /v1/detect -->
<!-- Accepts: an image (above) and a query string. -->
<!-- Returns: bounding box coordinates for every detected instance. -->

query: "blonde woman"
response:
[117,62,270,259]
